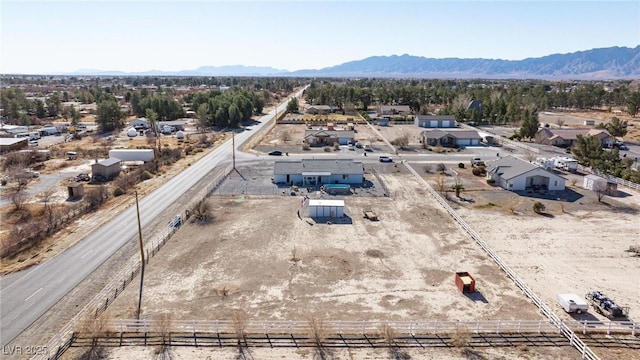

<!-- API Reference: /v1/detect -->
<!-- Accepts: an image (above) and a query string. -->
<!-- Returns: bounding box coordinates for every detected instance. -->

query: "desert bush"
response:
[307,315,332,360]
[323,146,332,152]
[450,324,472,347]
[192,199,212,224]
[424,164,432,173]
[302,142,311,150]
[436,163,446,174]
[533,201,546,214]
[486,179,495,185]
[113,187,125,197]
[1,152,30,170]
[279,130,291,142]
[333,143,340,150]
[458,162,465,169]
[472,166,486,176]
[391,134,409,149]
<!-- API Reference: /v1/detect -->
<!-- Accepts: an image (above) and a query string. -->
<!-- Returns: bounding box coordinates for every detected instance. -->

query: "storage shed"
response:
[308,199,344,218]
[583,174,617,195]
[67,183,84,198]
[91,157,121,180]
[455,272,476,293]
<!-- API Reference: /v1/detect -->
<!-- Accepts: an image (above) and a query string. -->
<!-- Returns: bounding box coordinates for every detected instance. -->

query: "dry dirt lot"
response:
[422,166,640,324]
[107,171,543,323]
[59,165,640,359]
[539,111,640,143]
[255,123,389,153]
[376,123,427,146]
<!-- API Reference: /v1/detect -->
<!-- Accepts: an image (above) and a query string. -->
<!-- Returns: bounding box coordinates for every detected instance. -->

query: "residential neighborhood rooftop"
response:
[274,159,364,175]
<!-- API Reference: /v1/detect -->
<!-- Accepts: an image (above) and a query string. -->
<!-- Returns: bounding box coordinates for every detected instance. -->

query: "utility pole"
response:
[135,190,145,320]
[232,130,235,170]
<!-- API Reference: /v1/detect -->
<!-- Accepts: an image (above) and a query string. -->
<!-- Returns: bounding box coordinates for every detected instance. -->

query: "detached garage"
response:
[308,199,344,218]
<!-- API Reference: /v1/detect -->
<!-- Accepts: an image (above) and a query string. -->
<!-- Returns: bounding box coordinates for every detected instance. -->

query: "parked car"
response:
[355,142,363,148]
[28,140,39,147]
[75,173,91,182]
[268,150,283,156]
[379,156,393,163]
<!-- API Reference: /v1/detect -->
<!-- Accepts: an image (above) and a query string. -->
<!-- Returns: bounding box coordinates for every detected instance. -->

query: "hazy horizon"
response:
[2,1,639,74]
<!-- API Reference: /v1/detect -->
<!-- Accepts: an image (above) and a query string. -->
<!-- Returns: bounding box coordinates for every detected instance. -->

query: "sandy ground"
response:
[106,169,543,324]
[425,165,640,323]
[68,344,577,360]
[257,123,388,152]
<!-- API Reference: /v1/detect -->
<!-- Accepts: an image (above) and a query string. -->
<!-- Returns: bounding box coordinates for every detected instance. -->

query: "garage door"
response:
[430,120,438,127]
[457,139,471,146]
[442,120,452,127]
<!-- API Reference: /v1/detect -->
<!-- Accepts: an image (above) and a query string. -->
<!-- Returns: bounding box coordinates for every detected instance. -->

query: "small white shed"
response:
[583,174,617,195]
[308,199,344,218]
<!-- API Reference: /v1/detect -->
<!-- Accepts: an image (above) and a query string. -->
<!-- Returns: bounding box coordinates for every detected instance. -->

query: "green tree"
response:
[286,97,299,113]
[34,99,47,119]
[96,99,123,132]
[46,92,62,117]
[596,117,627,138]
[196,103,209,132]
[519,109,539,140]
[69,105,81,125]
[626,90,640,116]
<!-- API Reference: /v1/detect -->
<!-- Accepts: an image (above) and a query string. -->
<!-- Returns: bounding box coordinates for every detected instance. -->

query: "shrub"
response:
[302,143,311,150]
[472,167,486,176]
[436,163,446,174]
[458,163,465,169]
[113,187,125,197]
[486,179,495,185]
[533,201,545,214]
[323,146,332,152]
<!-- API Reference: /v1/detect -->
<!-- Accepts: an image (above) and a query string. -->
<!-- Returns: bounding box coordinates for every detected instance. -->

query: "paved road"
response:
[0,89,305,346]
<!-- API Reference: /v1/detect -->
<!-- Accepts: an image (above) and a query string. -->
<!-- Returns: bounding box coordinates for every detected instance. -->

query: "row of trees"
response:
[302,79,640,124]
[188,88,268,129]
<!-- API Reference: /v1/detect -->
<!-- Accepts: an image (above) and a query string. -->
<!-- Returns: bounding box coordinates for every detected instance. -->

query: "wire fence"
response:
[401,160,599,360]
[30,165,233,360]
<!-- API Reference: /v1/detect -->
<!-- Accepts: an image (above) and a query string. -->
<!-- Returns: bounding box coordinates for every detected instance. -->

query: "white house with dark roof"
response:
[306,105,332,115]
[303,129,355,146]
[274,159,364,186]
[415,115,456,128]
[421,129,482,147]
[486,156,565,191]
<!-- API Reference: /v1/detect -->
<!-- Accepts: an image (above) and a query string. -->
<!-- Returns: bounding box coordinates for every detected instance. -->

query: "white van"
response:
[557,294,588,314]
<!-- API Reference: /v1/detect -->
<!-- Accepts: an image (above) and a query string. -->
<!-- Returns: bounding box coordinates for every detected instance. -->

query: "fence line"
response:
[401,160,599,360]
[74,319,639,337]
[370,167,390,197]
[578,165,640,191]
[31,165,234,360]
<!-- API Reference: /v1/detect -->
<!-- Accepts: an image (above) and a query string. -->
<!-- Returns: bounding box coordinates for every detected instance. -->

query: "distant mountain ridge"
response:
[62,46,640,79]
[291,46,640,79]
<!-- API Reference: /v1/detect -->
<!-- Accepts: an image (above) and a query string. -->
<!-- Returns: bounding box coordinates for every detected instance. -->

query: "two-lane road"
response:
[0,89,305,346]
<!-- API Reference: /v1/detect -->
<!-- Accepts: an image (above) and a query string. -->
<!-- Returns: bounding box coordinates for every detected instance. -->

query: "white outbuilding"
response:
[307,199,344,218]
[126,127,138,137]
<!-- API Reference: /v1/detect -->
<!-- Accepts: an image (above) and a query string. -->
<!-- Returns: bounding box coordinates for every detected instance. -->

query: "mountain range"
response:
[65,46,640,80]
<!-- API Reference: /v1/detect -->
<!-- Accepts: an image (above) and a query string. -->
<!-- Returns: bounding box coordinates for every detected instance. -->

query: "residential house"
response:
[274,159,364,186]
[304,129,355,146]
[535,128,612,148]
[0,137,28,153]
[91,157,121,181]
[421,129,482,147]
[376,105,412,118]
[486,156,566,191]
[306,105,332,115]
[158,120,186,131]
[130,118,149,129]
[415,115,456,128]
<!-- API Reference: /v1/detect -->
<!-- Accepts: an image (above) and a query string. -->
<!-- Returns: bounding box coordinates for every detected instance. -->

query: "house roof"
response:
[421,129,482,140]
[304,130,355,139]
[94,157,121,167]
[158,120,186,126]
[274,159,364,175]
[486,156,564,181]
[537,128,610,141]
[378,105,411,113]
[0,137,28,146]
[415,115,456,121]
[308,199,344,207]
[307,105,332,110]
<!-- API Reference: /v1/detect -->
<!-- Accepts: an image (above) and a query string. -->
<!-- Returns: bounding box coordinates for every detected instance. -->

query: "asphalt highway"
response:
[0,89,305,346]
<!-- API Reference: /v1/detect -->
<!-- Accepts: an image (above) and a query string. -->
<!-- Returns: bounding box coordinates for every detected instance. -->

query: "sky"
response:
[1,0,639,74]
